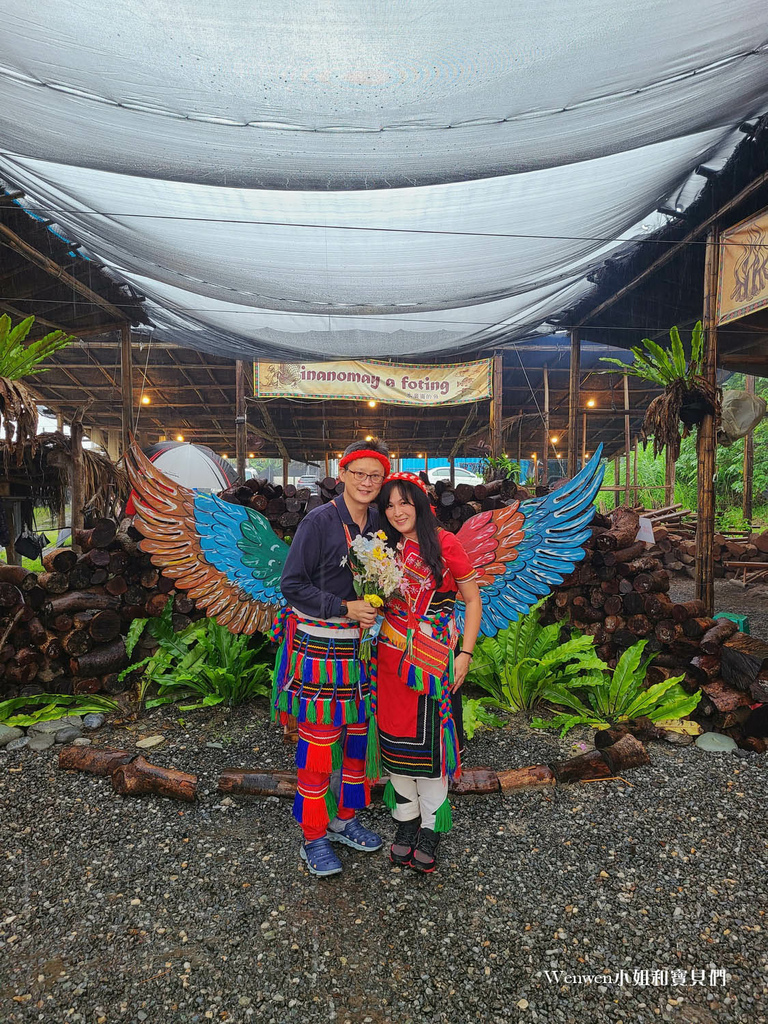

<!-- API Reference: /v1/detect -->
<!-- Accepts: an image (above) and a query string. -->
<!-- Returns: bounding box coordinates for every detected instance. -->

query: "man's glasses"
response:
[345,469,385,484]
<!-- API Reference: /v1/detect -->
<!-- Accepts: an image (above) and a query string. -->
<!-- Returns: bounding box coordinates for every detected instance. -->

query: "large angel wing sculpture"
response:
[455,446,605,636]
[125,444,288,633]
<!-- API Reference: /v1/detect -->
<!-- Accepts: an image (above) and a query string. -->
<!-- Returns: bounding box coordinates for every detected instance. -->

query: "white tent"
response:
[1,2,767,358]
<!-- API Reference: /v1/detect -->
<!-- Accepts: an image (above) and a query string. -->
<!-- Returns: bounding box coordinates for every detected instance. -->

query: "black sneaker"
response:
[410,827,441,874]
[389,816,421,866]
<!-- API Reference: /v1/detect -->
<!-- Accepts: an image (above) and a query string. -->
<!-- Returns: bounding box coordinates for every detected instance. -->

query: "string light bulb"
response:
[367,400,377,408]
[176,434,184,442]
[587,398,596,408]
[365,434,374,441]
[551,435,559,444]
[141,395,150,405]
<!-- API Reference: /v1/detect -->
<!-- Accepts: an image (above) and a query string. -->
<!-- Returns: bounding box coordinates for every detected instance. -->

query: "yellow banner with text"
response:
[254,358,492,406]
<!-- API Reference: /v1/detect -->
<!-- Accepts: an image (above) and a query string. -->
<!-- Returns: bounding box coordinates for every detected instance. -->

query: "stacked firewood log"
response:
[637,506,768,582]
[432,476,532,533]
[0,518,202,700]
[541,506,764,747]
[217,477,340,543]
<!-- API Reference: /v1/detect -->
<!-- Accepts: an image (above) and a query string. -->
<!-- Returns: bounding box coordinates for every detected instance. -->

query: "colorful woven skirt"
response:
[375,636,461,781]
[271,608,372,728]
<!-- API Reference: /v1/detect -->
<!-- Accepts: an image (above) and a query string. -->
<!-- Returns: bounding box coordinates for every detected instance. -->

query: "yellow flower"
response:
[372,547,385,560]
[376,530,387,540]
[364,594,384,607]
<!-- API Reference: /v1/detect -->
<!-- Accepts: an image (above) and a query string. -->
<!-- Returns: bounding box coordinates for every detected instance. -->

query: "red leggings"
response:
[295,719,370,841]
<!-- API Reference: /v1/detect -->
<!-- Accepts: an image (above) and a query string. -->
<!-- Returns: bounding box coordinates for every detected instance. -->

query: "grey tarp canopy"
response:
[1,1,768,359]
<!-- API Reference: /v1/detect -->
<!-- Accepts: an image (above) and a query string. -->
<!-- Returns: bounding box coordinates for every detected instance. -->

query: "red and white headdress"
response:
[383,470,431,497]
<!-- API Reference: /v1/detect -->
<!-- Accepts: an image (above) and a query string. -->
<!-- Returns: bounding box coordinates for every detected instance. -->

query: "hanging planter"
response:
[601,321,719,461]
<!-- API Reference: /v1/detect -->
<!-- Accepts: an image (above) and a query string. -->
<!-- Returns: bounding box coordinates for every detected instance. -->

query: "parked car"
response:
[296,474,320,489]
[428,465,483,486]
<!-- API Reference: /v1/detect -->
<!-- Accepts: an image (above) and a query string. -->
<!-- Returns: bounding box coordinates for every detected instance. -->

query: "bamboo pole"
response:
[567,330,580,478]
[120,325,133,457]
[542,364,549,487]
[633,437,639,507]
[70,411,85,553]
[614,455,621,509]
[324,452,330,477]
[282,457,290,487]
[235,360,246,482]
[517,417,522,468]
[490,351,503,457]
[581,411,587,470]
[664,447,676,506]
[56,413,66,530]
[743,375,755,524]
[623,374,631,506]
[449,457,456,486]
[695,227,720,615]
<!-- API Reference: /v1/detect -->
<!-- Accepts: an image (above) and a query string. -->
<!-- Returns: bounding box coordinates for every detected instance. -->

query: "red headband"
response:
[384,471,431,497]
[339,449,391,475]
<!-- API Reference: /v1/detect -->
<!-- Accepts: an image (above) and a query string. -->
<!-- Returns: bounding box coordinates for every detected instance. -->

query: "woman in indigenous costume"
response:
[375,472,482,873]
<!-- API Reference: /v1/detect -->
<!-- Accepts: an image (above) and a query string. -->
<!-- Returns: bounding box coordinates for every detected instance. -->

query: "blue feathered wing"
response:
[455,446,605,636]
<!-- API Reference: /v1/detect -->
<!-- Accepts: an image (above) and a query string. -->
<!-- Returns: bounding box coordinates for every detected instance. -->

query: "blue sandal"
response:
[327,817,383,852]
[300,837,343,877]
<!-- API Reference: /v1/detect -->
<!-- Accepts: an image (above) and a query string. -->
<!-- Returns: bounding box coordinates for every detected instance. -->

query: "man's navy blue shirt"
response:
[280,497,379,619]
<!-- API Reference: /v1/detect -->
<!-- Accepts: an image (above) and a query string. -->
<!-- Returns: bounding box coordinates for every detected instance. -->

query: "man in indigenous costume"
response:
[375,472,482,873]
[272,439,391,876]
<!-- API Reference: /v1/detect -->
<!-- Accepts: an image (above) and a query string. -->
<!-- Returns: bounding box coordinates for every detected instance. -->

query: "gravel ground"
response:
[1,703,767,1024]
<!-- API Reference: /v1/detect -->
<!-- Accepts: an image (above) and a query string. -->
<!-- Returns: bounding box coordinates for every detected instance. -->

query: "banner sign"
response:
[254,357,492,406]
[718,207,768,325]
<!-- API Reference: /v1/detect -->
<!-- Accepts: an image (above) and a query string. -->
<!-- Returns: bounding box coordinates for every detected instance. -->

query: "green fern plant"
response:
[0,314,75,448]
[0,693,118,727]
[121,597,272,710]
[532,640,701,737]
[600,321,716,460]
[467,601,608,713]
[600,321,704,388]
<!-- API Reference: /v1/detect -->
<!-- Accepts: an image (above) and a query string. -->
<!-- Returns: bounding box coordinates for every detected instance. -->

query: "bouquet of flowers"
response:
[344,531,405,660]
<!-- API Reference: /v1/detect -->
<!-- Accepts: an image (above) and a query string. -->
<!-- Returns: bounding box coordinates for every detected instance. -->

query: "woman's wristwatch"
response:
[340,602,349,617]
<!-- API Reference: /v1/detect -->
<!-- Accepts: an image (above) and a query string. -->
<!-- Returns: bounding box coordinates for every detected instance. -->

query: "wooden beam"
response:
[695,228,720,615]
[581,411,587,468]
[541,365,549,486]
[235,360,247,482]
[450,404,478,457]
[623,373,631,506]
[70,410,85,550]
[490,352,503,457]
[664,446,676,506]
[576,167,768,330]
[259,400,290,462]
[567,330,580,477]
[120,325,133,456]
[633,437,639,507]
[743,375,755,523]
[0,220,130,323]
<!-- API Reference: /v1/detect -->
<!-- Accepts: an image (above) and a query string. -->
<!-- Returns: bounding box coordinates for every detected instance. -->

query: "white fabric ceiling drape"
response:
[1,1,767,357]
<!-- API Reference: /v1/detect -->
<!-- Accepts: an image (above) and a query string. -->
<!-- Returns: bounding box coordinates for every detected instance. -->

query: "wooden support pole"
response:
[282,457,290,487]
[490,351,503,458]
[581,411,587,469]
[623,373,631,507]
[120,325,133,457]
[541,364,549,487]
[56,414,66,530]
[517,416,522,467]
[633,437,639,507]
[324,452,330,477]
[614,455,621,509]
[449,457,456,486]
[695,227,720,615]
[424,452,429,476]
[743,375,755,524]
[567,330,581,478]
[235,360,246,482]
[70,411,85,553]
[664,447,676,507]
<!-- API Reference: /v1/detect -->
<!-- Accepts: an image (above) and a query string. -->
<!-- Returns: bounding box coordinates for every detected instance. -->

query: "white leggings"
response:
[389,773,448,830]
